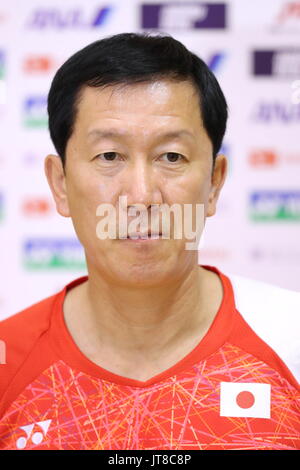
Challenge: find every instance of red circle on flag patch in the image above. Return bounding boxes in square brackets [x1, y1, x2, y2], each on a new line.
[236, 391, 255, 409]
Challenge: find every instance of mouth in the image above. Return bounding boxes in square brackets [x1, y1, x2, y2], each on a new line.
[126, 232, 162, 240]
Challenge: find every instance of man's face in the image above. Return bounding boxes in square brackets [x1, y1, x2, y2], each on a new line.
[45, 79, 227, 285]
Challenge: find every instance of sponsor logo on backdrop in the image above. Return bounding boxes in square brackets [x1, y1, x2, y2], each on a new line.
[252, 49, 300, 78]
[23, 238, 86, 270]
[252, 102, 300, 123]
[141, 2, 226, 29]
[249, 190, 300, 221]
[207, 52, 226, 73]
[23, 55, 55, 73]
[250, 246, 300, 265]
[26, 6, 113, 29]
[249, 149, 300, 167]
[273, 1, 300, 32]
[249, 150, 277, 167]
[22, 197, 53, 216]
[23, 96, 47, 127]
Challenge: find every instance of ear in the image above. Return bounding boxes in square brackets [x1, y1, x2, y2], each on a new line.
[44, 154, 70, 217]
[206, 154, 228, 217]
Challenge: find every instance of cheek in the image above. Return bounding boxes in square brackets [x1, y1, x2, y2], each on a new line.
[170, 173, 209, 204]
[68, 175, 115, 210]
[69, 177, 123, 240]
[96, 182, 119, 204]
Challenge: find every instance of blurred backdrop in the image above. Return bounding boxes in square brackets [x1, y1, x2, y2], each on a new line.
[0, 0, 300, 320]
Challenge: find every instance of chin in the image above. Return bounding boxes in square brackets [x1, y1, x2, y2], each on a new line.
[113, 260, 170, 287]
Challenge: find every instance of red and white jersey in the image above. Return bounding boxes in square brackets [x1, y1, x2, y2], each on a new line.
[0, 265, 299, 450]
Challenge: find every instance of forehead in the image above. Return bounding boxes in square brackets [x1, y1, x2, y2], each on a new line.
[73, 79, 202, 133]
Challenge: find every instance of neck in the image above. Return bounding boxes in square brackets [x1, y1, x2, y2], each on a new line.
[63, 264, 222, 362]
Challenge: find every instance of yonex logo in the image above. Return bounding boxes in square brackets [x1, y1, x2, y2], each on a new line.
[16, 419, 52, 449]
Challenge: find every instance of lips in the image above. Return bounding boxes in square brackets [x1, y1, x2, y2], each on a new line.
[127, 232, 162, 239]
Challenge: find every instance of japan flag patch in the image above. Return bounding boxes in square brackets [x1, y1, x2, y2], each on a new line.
[220, 382, 271, 418]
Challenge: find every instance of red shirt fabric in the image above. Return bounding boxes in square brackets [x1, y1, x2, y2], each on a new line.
[0, 265, 299, 450]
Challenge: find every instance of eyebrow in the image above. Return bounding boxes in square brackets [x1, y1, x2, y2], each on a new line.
[87, 128, 195, 143]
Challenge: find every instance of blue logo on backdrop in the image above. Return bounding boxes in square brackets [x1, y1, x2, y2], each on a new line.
[252, 49, 300, 78]
[207, 52, 226, 73]
[252, 102, 300, 123]
[23, 238, 86, 270]
[23, 96, 47, 127]
[141, 2, 227, 29]
[26, 6, 113, 29]
[249, 190, 300, 221]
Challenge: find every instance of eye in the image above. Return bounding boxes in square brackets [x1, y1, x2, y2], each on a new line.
[95, 152, 120, 161]
[160, 152, 185, 163]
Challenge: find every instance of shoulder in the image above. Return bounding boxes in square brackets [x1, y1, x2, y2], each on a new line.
[0, 292, 60, 399]
[226, 272, 300, 383]
[0, 292, 58, 338]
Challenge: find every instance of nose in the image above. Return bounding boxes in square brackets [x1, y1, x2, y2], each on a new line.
[123, 157, 162, 211]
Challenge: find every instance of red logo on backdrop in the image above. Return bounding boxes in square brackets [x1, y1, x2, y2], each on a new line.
[23, 56, 54, 73]
[22, 197, 52, 216]
[249, 150, 278, 166]
[277, 2, 300, 23]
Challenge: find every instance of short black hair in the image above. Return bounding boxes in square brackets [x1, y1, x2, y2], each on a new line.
[47, 32, 228, 170]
